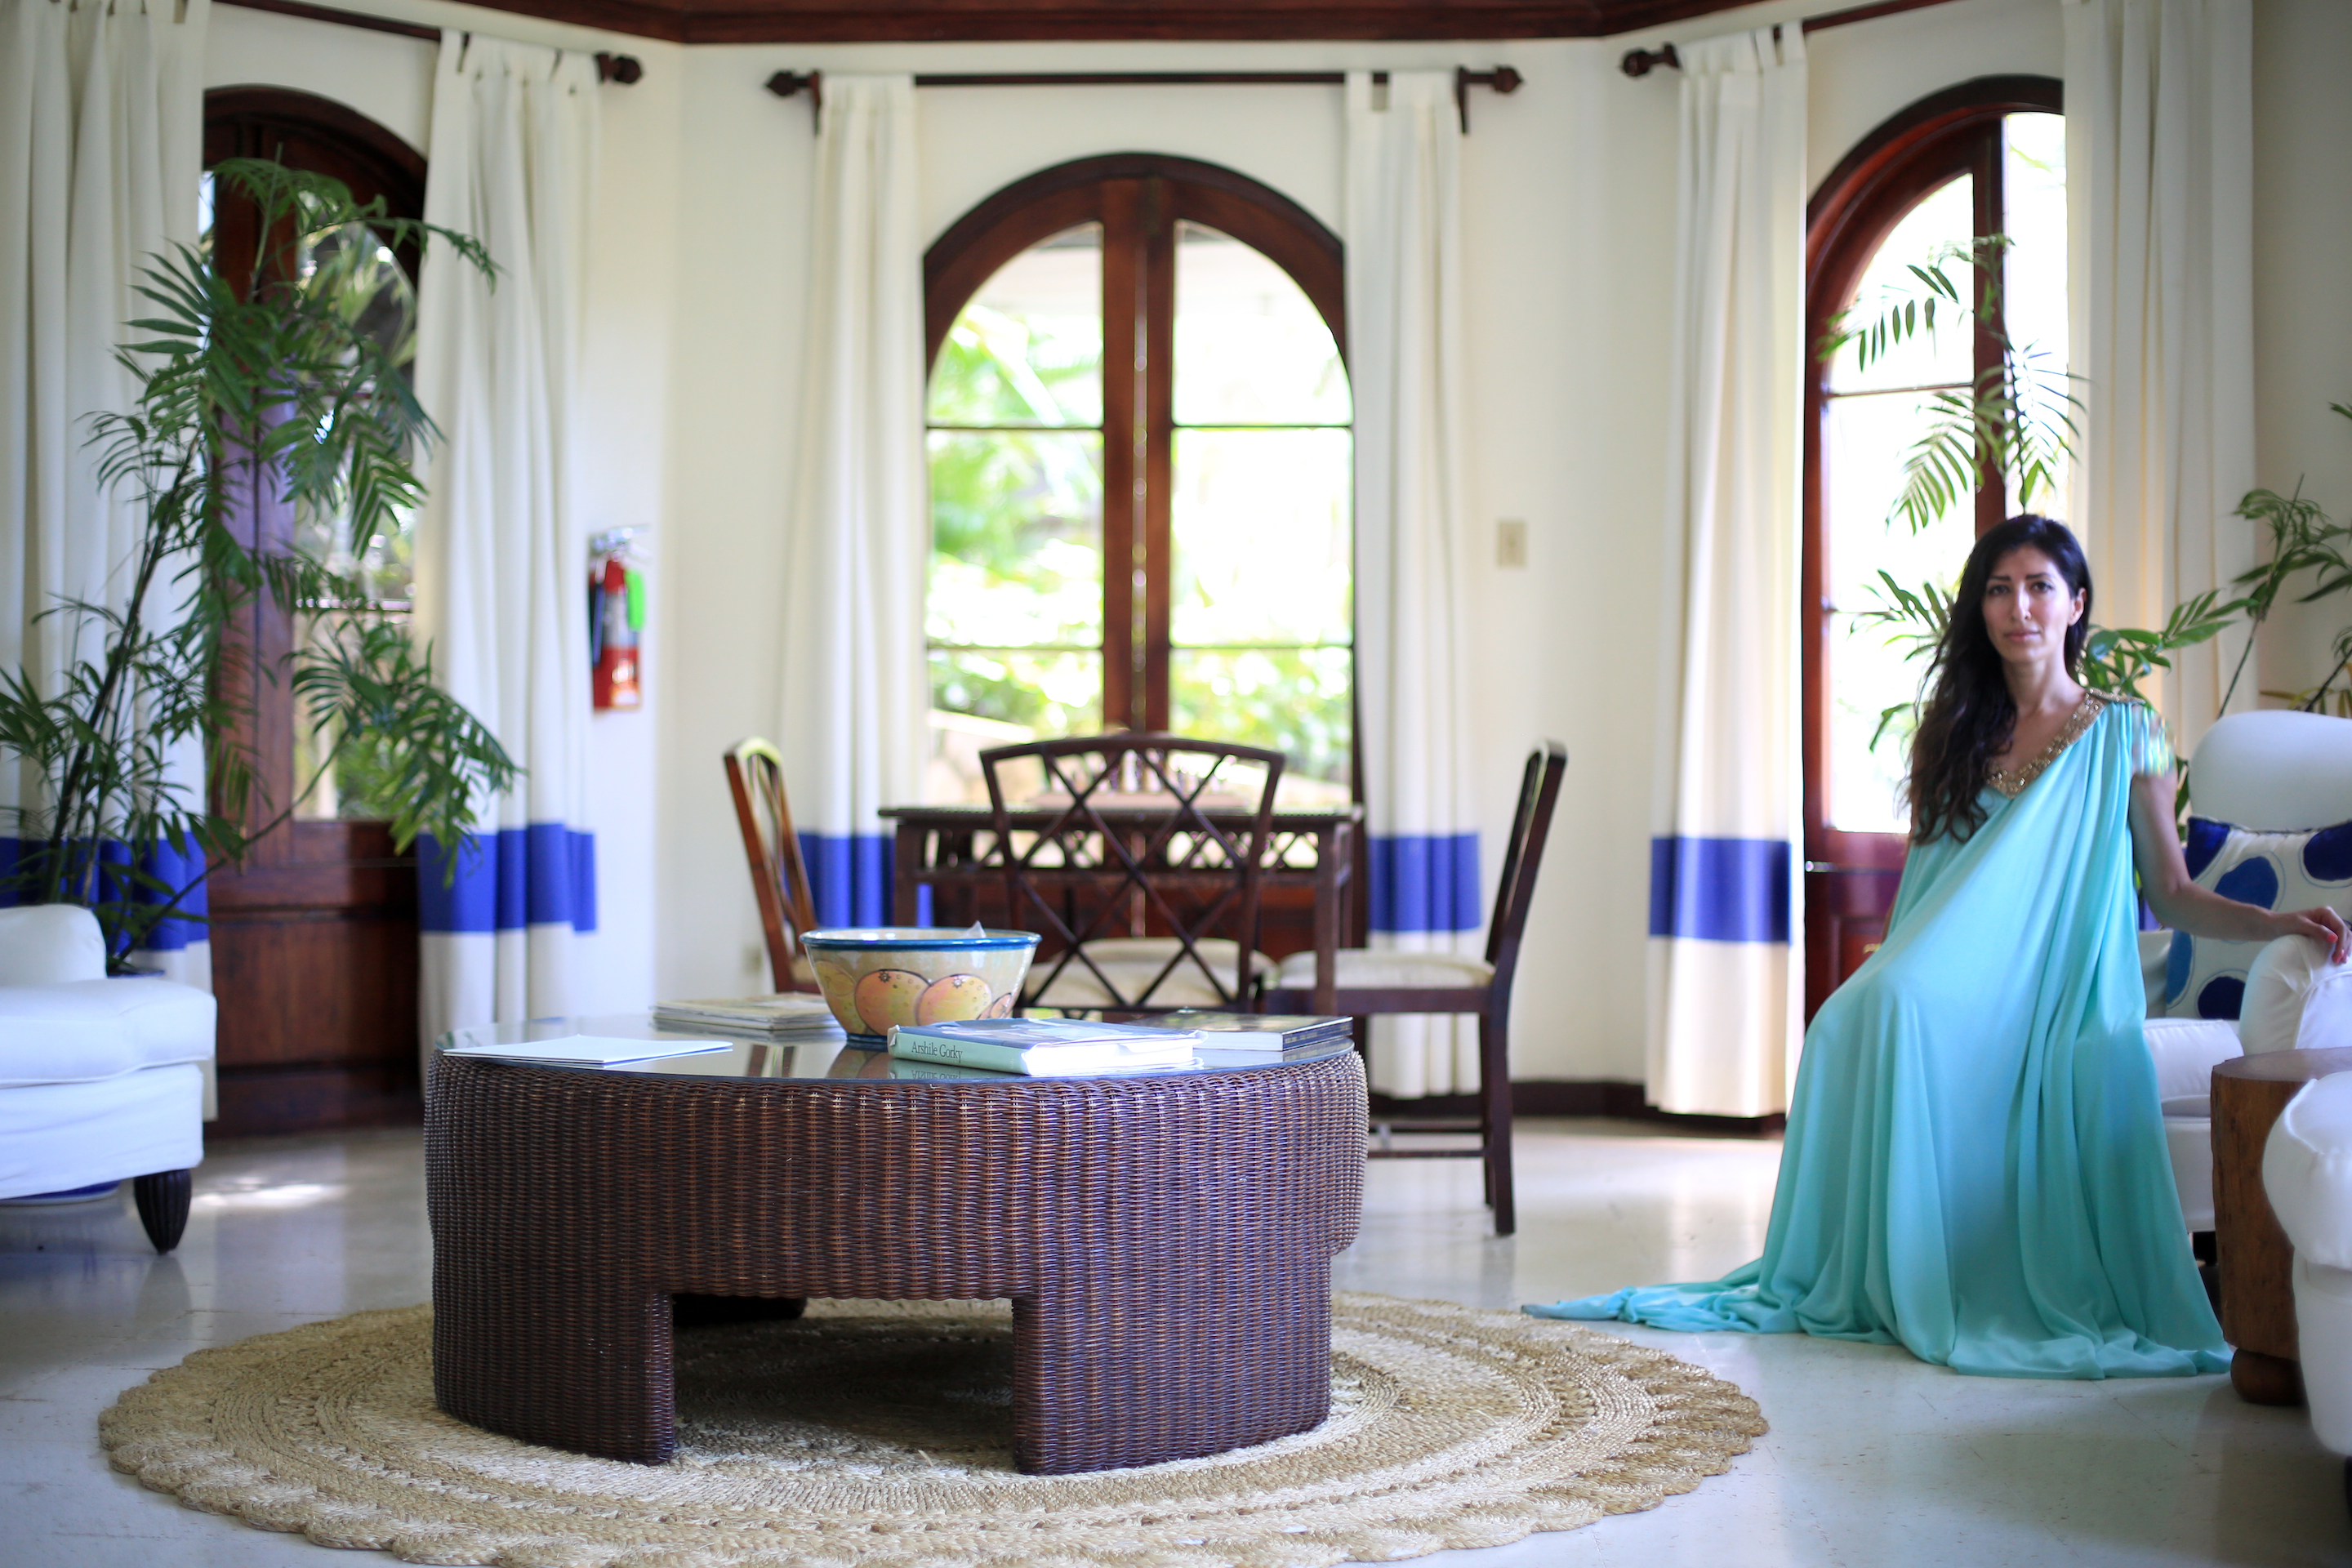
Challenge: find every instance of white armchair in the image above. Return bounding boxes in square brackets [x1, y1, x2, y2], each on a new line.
[2261, 1071, 2352, 1512]
[2147, 709, 2352, 1233]
[0, 905, 216, 1251]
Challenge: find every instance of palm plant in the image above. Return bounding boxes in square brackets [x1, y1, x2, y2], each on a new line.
[2225, 416, 2352, 716]
[1825, 235, 2078, 539]
[0, 159, 519, 969]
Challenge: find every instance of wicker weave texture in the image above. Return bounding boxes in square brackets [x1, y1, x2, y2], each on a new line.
[425, 1052, 1366, 1474]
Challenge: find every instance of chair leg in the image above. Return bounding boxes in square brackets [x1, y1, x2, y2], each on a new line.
[132, 1170, 192, 1254]
[1479, 1005, 1515, 1236]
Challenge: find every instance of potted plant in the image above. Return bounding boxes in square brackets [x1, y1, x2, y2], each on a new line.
[0, 159, 519, 971]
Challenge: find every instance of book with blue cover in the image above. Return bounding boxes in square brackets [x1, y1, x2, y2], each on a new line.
[885, 1017, 1197, 1076]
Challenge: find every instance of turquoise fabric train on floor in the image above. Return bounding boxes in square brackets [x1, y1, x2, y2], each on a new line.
[1530, 698, 2230, 1379]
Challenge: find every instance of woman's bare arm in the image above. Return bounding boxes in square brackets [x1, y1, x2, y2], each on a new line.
[2130, 770, 2350, 963]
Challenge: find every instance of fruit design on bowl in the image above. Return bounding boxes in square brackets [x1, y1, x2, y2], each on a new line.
[853, 969, 927, 1033]
[915, 973, 992, 1024]
[798, 927, 1040, 1043]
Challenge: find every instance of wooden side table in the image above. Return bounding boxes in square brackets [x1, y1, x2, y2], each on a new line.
[2212, 1045, 2352, 1405]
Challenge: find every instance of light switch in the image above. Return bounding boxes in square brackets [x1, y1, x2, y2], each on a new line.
[1496, 518, 1528, 569]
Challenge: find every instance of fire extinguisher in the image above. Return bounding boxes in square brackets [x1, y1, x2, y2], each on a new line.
[590, 528, 646, 710]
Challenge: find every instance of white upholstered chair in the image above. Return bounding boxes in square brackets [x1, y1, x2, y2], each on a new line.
[0, 905, 216, 1251]
[2148, 709, 2352, 1232]
[2261, 1071, 2352, 1511]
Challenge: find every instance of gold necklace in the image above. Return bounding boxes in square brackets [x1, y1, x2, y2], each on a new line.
[1987, 690, 2109, 798]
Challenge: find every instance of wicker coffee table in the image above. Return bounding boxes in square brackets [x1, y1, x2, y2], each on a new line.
[425, 1018, 1366, 1474]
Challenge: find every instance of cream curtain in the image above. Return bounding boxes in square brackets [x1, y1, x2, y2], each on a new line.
[1345, 70, 1481, 1098]
[777, 74, 928, 927]
[0, 0, 211, 984]
[412, 33, 601, 1041]
[2064, 0, 2255, 752]
[1646, 25, 1807, 1118]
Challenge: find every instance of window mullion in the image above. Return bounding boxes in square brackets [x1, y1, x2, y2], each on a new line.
[1971, 121, 2009, 537]
[1100, 181, 1142, 730]
[1140, 180, 1175, 733]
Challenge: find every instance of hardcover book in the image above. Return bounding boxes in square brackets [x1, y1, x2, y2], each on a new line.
[885, 1018, 1197, 1076]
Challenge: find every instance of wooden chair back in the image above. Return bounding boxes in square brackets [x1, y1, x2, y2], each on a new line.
[724, 738, 822, 993]
[1482, 741, 1570, 998]
[979, 732, 1285, 1010]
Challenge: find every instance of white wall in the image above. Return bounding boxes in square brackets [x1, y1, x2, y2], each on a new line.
[207, 0, 2347, 1088]
[2252, 0, 2352, 706]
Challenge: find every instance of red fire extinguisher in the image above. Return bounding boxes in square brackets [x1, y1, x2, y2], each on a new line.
[590, 530, 646, 710]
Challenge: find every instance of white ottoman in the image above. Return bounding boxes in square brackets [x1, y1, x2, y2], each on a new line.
[2262, 1069, 2352, 1511]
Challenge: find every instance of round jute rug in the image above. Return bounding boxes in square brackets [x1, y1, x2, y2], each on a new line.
[100, 1293, 1766, 1568]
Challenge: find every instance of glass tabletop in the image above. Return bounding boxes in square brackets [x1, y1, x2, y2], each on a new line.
[434, 1013, 1352, 1084]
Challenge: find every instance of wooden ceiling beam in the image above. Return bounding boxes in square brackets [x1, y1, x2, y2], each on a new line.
[295, 0, 1810, 48]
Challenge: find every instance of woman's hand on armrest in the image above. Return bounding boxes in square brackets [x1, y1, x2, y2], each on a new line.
[2128, 769, 2351, 962]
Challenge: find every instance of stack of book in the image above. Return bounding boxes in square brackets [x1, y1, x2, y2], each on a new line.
[887, 1017, 1199, 1076]
[1149, 1010, 1353, 1064]
[649, 994, 844, 1039]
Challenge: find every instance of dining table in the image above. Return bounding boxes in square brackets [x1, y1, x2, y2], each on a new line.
[878, 801, 1362, 1014]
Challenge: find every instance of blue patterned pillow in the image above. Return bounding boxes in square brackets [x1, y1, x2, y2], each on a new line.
[2161, 815, 2352, 1019]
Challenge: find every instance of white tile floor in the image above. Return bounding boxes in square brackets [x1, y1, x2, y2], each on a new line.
[1, 1120, 2343, 1567]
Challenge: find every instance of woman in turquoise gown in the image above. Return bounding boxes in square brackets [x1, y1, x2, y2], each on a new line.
[1529, 517, 2352, 1379]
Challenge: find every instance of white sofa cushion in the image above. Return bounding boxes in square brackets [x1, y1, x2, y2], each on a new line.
[2263, 1071, 2352, 1272]
[2268, 1069, 2352, 1457]
[2294, 1256, 2352, 1455]
[2142, 1017, 2241, 1107]
[0, 979, 216, 1086]
[0, 1062, 205, 1199]
[2239, 936, 2352, 1055]
[2192, 710, 2352, 835]
[0, 905, 108, 986]
[1272, 949, 1496, 990]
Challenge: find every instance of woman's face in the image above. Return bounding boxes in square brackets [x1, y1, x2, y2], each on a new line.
[1981, 545, 2086, 673]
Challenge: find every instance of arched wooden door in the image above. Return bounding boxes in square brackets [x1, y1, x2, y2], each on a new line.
[1802, 77, 2066, 1018]
[203, 88, 427, 1134]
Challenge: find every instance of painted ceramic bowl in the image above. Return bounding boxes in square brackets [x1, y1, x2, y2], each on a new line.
[799, 928, 1040, 1044]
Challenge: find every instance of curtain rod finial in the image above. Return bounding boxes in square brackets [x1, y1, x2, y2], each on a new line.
[766, 69, 823, 127]
[1619, 44, 1680, 78]
[595, 52, 642, 85]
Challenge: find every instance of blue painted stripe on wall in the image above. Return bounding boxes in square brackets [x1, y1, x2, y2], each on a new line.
[417, 825, 598, 934]
[1648, 836, 1792, 943]
[797, 831, 897, 929]
[1370, 832, 1482, 933]
[0, 835, 209, 952]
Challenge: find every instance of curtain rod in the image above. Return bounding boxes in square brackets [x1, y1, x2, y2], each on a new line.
[1619, 0, 1964, 78]
[764, 66, 1524, 134]
[215, 0, 644, 82]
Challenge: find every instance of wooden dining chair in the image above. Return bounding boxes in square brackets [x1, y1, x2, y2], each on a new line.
[1261, 742, 1567, 1236]
[979, 733, 1286, 1013]
[723, 738, 822, 993]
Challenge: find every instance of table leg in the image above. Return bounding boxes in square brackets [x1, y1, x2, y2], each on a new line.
[2214, 1071, 2305, 1405]
[432, 1273, 679, 1463]
[1011, 1267, 1334, 1474]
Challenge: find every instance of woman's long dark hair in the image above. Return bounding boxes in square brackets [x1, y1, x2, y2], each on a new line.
[1906, 515, 2092, 843]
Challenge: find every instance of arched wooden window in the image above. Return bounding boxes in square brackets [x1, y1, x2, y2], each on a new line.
[1802, 77, 2065, 1016]
[203, 87, 426, 1134]
[922, 154, 1352, 807]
